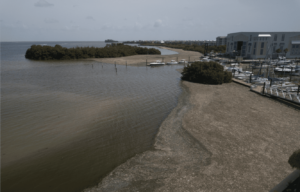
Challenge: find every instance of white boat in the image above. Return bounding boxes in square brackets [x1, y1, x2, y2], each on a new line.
[201, 58, 212, 62]
[251, 77, 270, 85]
[274, 65, 296, 72]
[149, 60, 165, 66]
[243, 71, 252, 74]
[226, 66, 242, 72]
[178, 59, 188, 64]
[166, 60, 178, 65]
[273, 56, 293, 65]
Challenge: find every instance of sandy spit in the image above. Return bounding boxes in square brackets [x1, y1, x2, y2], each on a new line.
[89, 46, 202, 65]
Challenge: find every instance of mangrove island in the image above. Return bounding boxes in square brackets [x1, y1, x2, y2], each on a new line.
[25, 43, 161, 60]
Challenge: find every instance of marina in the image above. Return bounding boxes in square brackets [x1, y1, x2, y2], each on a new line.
[207, 56, 300, 105]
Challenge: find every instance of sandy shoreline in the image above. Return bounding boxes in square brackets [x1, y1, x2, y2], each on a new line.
[84, 76, 300, 192]
[89, 46, 202, 65]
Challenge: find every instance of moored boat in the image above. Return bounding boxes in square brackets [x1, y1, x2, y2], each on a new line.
[166, 60, 178, 65]
[178, 59, 188, 64]
[149, 60, 165, 66]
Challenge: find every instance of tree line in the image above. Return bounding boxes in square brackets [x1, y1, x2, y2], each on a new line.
[140, 43, 226, 54]
[25, 43, 161, 60]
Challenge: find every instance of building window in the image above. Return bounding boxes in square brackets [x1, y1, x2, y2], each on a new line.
[261, 42, 264, 48]
[253, 49, 256, 55]
[281, 34, 285, 41]
[273, 43, 277, 53]
[250, 35, 252, 41]
[248, 43, 252, 53]
[291, 44, 300, 55]
[254, 42, 257, 49]
[274, 34, 277, 41]
[280, 43, 284, 51]
[260, 49, 263, 55]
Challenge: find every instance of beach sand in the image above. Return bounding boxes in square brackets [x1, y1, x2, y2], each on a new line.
[84, 49, 300, 192]
[89, 46, 202, 65]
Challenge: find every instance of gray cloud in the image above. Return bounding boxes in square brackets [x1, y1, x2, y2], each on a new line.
[61, 25, 80, 31]
[86, 16, 95, 21]
[154, 19, 163, 28]
[44, 18, 58, 23]
[34, 0, 54, 7]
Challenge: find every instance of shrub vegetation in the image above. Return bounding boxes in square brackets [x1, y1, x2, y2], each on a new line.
[288, 149, 300, 170]
[25, 43, 161, 60]
[181, 61, 232, 84]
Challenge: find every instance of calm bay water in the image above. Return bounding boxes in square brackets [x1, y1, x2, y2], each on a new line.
[1, 41, 182, 192]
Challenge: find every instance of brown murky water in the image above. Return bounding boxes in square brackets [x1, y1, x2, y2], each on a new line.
[1, 42, 182, 192]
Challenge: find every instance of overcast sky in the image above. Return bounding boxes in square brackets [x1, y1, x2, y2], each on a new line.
[1, 0, 300, 41]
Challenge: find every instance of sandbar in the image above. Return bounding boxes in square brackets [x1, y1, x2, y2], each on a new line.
[89, 46, 202, 65]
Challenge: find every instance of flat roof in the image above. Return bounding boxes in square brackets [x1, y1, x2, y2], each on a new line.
[292, 40, 300, 44]
[258, 34, 271, 37]
[227, 31, 300, 35]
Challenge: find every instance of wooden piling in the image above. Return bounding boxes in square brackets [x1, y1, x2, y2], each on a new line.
[290, 67, 293, 81]
[263, 82, 266, 95]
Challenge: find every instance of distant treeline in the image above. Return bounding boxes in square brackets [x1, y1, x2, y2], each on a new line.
[140, 43, 226, 54]
[25, 43, 161, 60]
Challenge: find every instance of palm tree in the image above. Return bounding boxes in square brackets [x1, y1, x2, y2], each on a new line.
[283, 48, 289, 57]
[276, 48, 281, 58]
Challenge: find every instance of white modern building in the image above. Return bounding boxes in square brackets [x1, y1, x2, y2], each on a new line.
[225, 32, 300, 59]
[216, 36, 227, 46]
